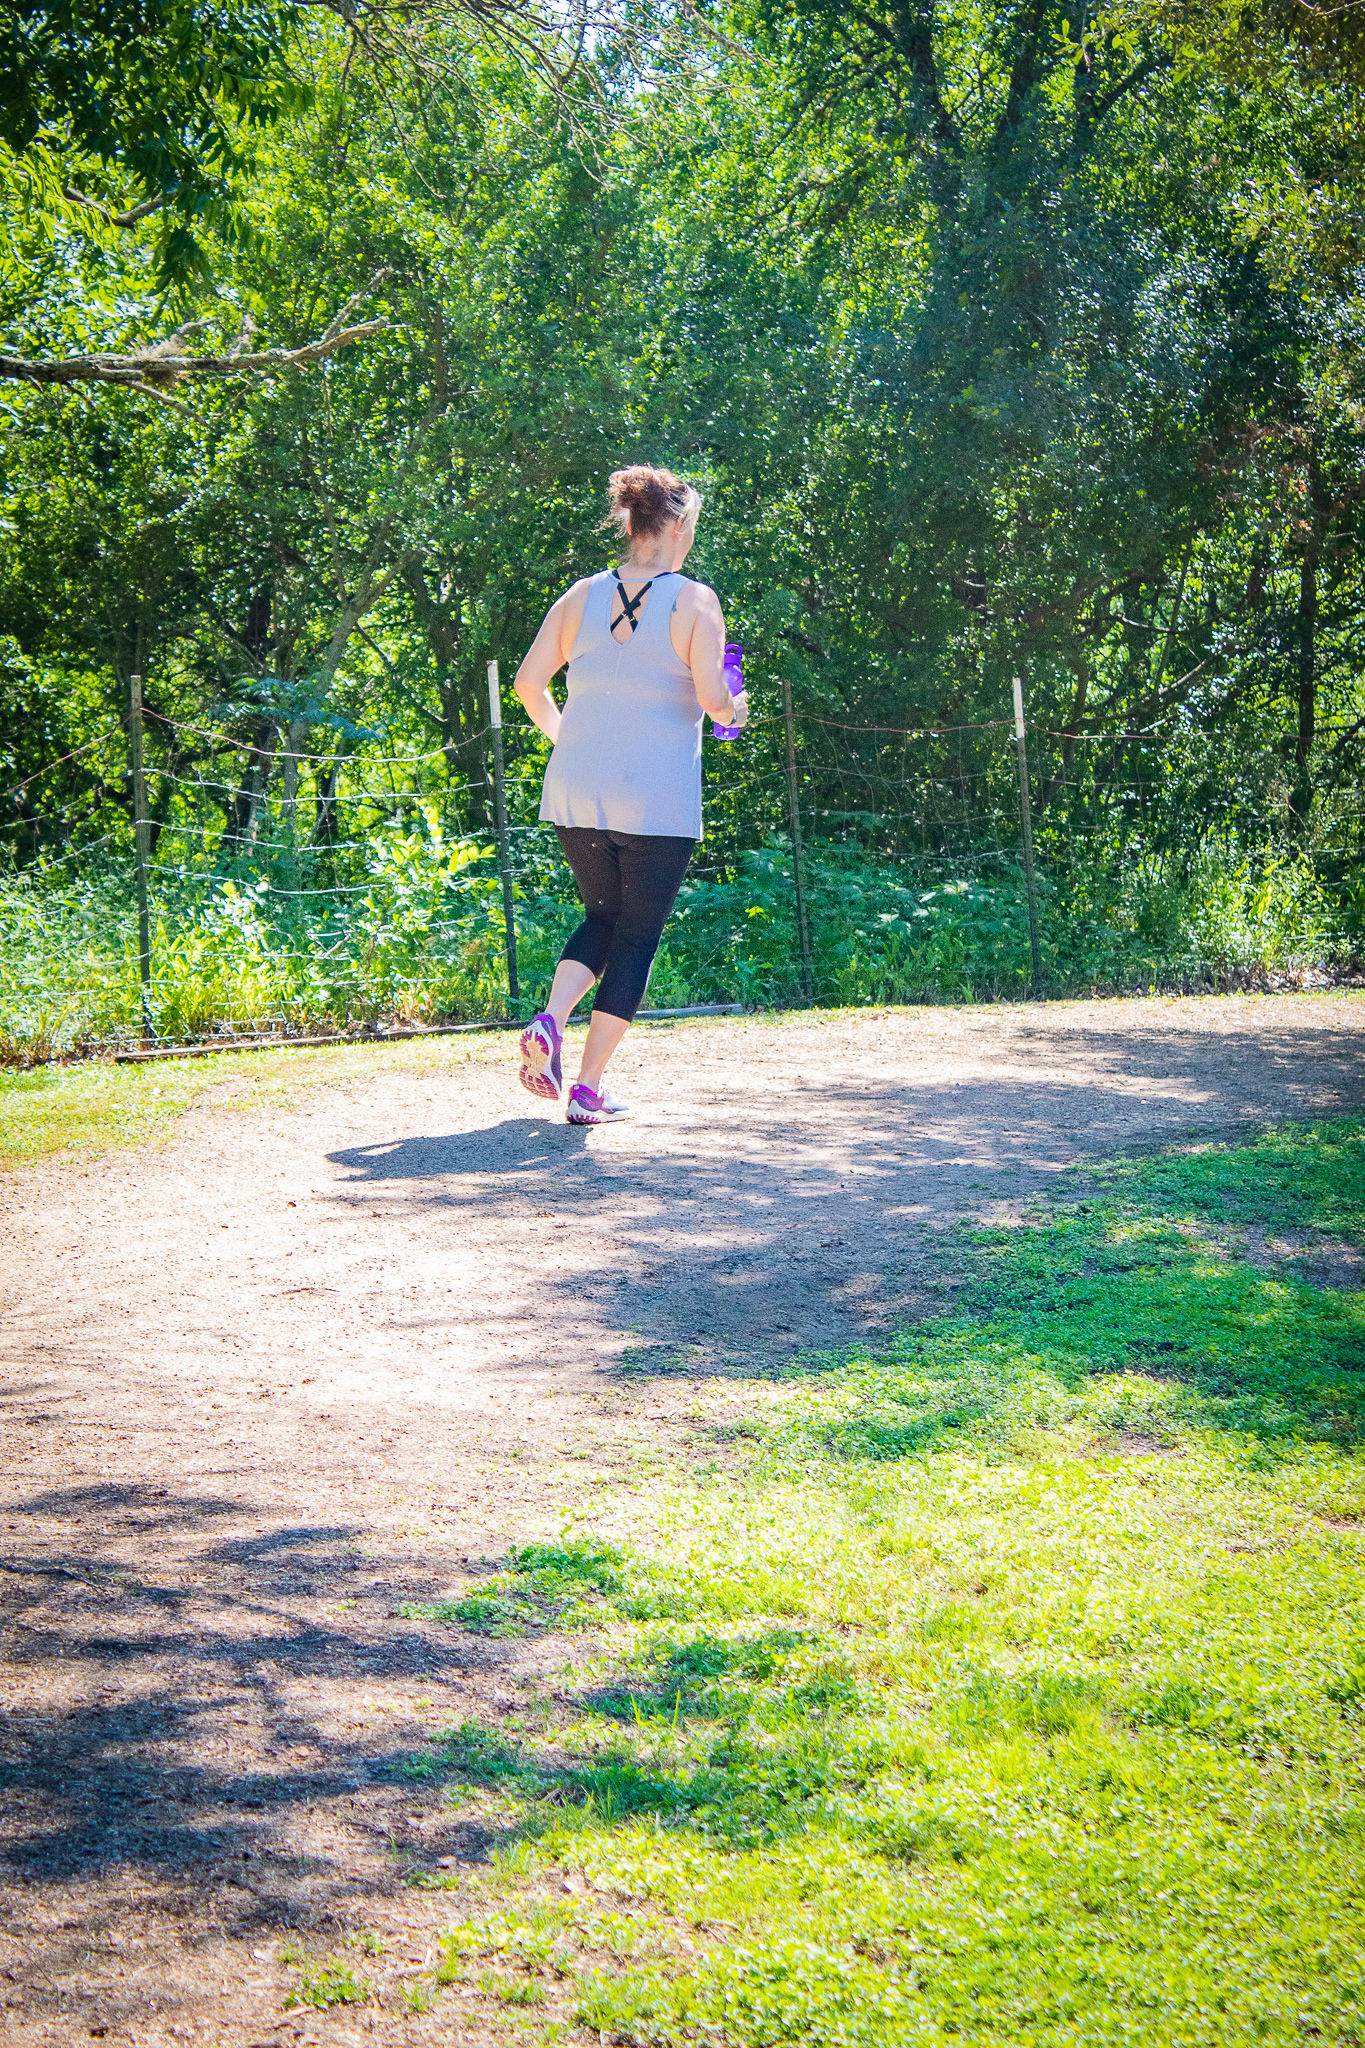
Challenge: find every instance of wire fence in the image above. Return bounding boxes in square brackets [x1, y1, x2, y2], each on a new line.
[2, 658, 1361, 1063]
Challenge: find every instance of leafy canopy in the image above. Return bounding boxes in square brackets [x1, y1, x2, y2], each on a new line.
[0, 0, 314, 284]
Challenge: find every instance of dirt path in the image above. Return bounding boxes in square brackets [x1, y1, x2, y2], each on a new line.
[1, 995, 1362, 2046]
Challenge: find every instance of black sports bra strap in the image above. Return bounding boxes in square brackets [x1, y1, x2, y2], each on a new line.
[611, 571, 654, 635]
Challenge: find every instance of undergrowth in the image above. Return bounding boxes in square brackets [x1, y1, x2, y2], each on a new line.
[0, 833, 1355, 1061]
[392, 1117, 1365, 2046]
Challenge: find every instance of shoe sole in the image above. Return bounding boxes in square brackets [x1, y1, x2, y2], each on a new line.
[518, 1023, 561, 1102]
[566, 1104, 629, 1125]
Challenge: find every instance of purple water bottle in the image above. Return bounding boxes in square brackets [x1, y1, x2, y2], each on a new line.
[713, 643, 744, 741]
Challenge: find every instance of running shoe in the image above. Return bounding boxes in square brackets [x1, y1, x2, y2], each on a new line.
[518, 1011, 563, 1102]
[566, 1082, 629, 1125]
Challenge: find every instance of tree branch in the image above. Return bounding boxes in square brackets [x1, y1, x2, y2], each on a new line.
[994, 0, 1051, 146]
[1085, 51, 1167, 128]
[354, 622, 445, 730]
[61, 184, 166, 229]
[1039, 649, 1091, 809]
[0, 270, 392, 396]
[887, 0, 960, 171]
[844, 0, 961, 210]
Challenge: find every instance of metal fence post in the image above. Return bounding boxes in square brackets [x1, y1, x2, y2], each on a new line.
[781, 677, 815, 1002]
[1012, 672, 1044, 995]
[128, 671, 155, 1042]
[486, 659, 520, 1012]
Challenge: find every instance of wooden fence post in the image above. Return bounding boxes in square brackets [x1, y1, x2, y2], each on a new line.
[782, 677, 814, 1002]
[1012, 672, 1044, 995]
[486, 659, 520, 1012]
[128, 671, 155, 1042]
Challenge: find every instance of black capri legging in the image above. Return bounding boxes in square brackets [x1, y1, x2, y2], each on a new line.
[555, 826, 694, 1022]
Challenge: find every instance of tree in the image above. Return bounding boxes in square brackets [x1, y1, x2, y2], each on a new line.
[0, 0, 607, 386]
[0, 0, 312, 286]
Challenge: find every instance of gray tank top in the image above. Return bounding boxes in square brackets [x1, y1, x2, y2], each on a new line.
[539, 569, 703, 839]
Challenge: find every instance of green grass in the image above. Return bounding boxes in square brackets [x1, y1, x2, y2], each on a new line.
[0, 1030, 509, 1172]
[396, 1116, 1365, 2047]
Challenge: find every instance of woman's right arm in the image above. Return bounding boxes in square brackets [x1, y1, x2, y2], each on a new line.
[513, 579, 592, 741]
[679, 581, 749, 729]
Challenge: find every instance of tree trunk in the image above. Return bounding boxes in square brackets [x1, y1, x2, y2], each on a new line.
[1039, 650, 1089, 809]
[241, 726, 279, 853]
[403, 561, 496, 832]
[278, 715, 312, 881]
[1293, 551, 1316, 826]
[1292, 447, 1322, 833]
[405, 560, 464, 745]
[227, 717, 278, 845]
[314, 755, 344, 847]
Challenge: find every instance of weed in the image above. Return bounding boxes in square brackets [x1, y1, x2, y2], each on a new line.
[398, 1540, 635, 1638]
[284, 1957, 367, 2009]
[484, 1970, 546, 2005]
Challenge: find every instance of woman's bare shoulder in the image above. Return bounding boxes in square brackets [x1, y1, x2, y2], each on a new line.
[551, 575, 599, 664]
[673, 576, 722, 615]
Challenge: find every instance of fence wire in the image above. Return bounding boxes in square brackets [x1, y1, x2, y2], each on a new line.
[2, 672, 1360, 1060]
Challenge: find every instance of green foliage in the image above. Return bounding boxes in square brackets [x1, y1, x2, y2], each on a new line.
[0, 0, 312, 284]
[399, 1117, 1365, 2046]
[284, 1957, 367, 2009]
[0, 831, 1352, 1060]
[0, 824, 513, 1058]
[2, 0, 1364, 1012]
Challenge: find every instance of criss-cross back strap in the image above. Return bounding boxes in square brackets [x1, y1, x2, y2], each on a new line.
[611, 572, 654, 636]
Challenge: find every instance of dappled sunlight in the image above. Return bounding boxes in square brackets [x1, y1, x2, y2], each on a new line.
[318, 1022, 1365, 1376]
[0, 1482, 533, 1911]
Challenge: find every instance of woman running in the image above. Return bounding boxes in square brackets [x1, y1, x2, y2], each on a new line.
[512, 464, 748, 1124]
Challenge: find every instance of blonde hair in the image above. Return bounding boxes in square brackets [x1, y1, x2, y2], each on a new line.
[602, 464, 702, 543]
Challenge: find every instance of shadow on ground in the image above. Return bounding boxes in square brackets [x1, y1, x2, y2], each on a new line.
[325, 1022, 1365, 1371]
[0, 1484, 520, 1934]
[1, 1011, 1363, 2038]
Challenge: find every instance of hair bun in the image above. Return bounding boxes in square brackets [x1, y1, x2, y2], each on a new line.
[603, 465, 702, 543]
